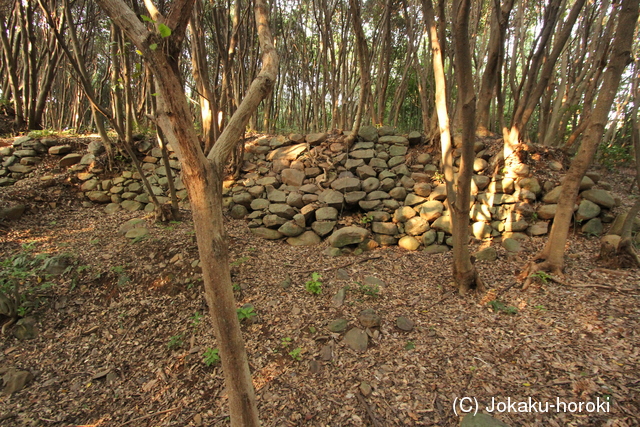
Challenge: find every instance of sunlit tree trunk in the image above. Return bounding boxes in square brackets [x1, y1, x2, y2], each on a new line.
[422, 0, 484, 294]
[347, 0, 371, 144]
[504, 0, 585, 159]
[190, 0, 217, 153]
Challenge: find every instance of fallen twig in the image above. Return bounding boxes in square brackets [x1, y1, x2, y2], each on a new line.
[496, 282, 520, 296]
[560, 281, 639, 293]
[293, 256, 382, 274]
[118, 407, 180, 427]
[424, 292, 454, 310]
[589, 268, 629, 277]
[356, 392, 383, 427]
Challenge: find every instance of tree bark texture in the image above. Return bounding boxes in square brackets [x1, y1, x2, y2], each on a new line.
[524, 0, 639, 283]
[451, 0, 485, 294]
[95, 0, 278, 425]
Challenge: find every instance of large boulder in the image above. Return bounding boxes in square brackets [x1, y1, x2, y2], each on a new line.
[305, 132, 327, 145]
[281, 168, 305, 187]
[328, 226, 370, 248]
[419, 201, 444, 222]
[358, 125, 379, 142]
[0, 204, 25, 220]
[266, 143, 307, 161]
[576, 199, 601, 221]
[251, 227, 283, 240]
[287, 231, 321, 246]
[581, 189, 615, 209]
[331, 177, 361, 193]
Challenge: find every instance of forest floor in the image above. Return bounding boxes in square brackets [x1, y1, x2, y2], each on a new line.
[0, 136, 639, 427]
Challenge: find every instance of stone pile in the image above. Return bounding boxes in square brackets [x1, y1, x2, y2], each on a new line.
[2, 129, 632, 253]
[0, 135, 187, 215]
[222, 125, 623, 254]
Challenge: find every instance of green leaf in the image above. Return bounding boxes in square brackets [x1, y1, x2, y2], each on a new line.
[141, 14, 153, 22]
[158, 23, 172, 38]
[149, 43, 158, 51]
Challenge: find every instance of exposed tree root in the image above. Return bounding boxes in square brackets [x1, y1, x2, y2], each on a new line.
[598, 235, 640, 269]
[519, 259, 563, 290]
[457, 269, 486, 295]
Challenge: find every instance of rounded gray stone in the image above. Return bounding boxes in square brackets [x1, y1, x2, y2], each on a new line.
[328, 226, 370, 248]
[125, 227, 149, 239]
[287, 230, 322, 246]
[396, 316, 414, 331]
[328, 319, 348, 333]
[359, 309, 381, 328]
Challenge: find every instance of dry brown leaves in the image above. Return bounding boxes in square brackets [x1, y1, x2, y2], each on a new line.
[0, 155, 638, 427]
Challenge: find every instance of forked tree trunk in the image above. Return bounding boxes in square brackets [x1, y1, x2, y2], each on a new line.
[503, 0, 585, 159]
[476, 0, 514, 135]
[95, 0, 278, 425]
[522, 0, 639, 286]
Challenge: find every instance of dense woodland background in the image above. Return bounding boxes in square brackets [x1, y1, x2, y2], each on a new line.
[0, 0, 638, 153]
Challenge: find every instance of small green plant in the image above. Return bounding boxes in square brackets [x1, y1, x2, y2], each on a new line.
[232, 283, 242, 291]
[288, 347, 302, 361]
[111, 265, 130, 287]
[281, 336, 292, 347]
[405, 341, 416, 350]
[230, 256, 249, 268]
[305, 272, 323, 295]
[529, 270, 552, 284]
[167, 333, 184, 350]
[360, 214, 373, 224]
[488, 300, 518, 315]
[131, 235, 148, 244]
[308, 326, 316, 334]
[27, 129, 56, 138]
[0, 242, 63, 318]
[203, 347, 220, 366]
[190, 311, 203, 329]
[433, 171, 445, 183]
[236, 306, 257, 321]
[534, 305, 547, 311]
[598, 142, 633, 170]
[357, 282, 380, 298]
[76, 265, 91, 274]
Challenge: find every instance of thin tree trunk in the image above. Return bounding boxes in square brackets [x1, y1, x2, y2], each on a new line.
[451, 0, 485, 294]
[522, 0, 639, 286]
[476, 0, 514, 135]
[504, 0, 586, 159]
[95, 1, 278, 424]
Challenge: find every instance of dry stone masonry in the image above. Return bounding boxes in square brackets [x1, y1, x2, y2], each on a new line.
[220, 125, 627, 255]
[2, 127, 635, 251]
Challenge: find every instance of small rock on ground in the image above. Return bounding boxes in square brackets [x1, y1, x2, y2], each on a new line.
[344, 328, 368, 352]
[396, 316, 414, 331]
[460, 412, 510, 427]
